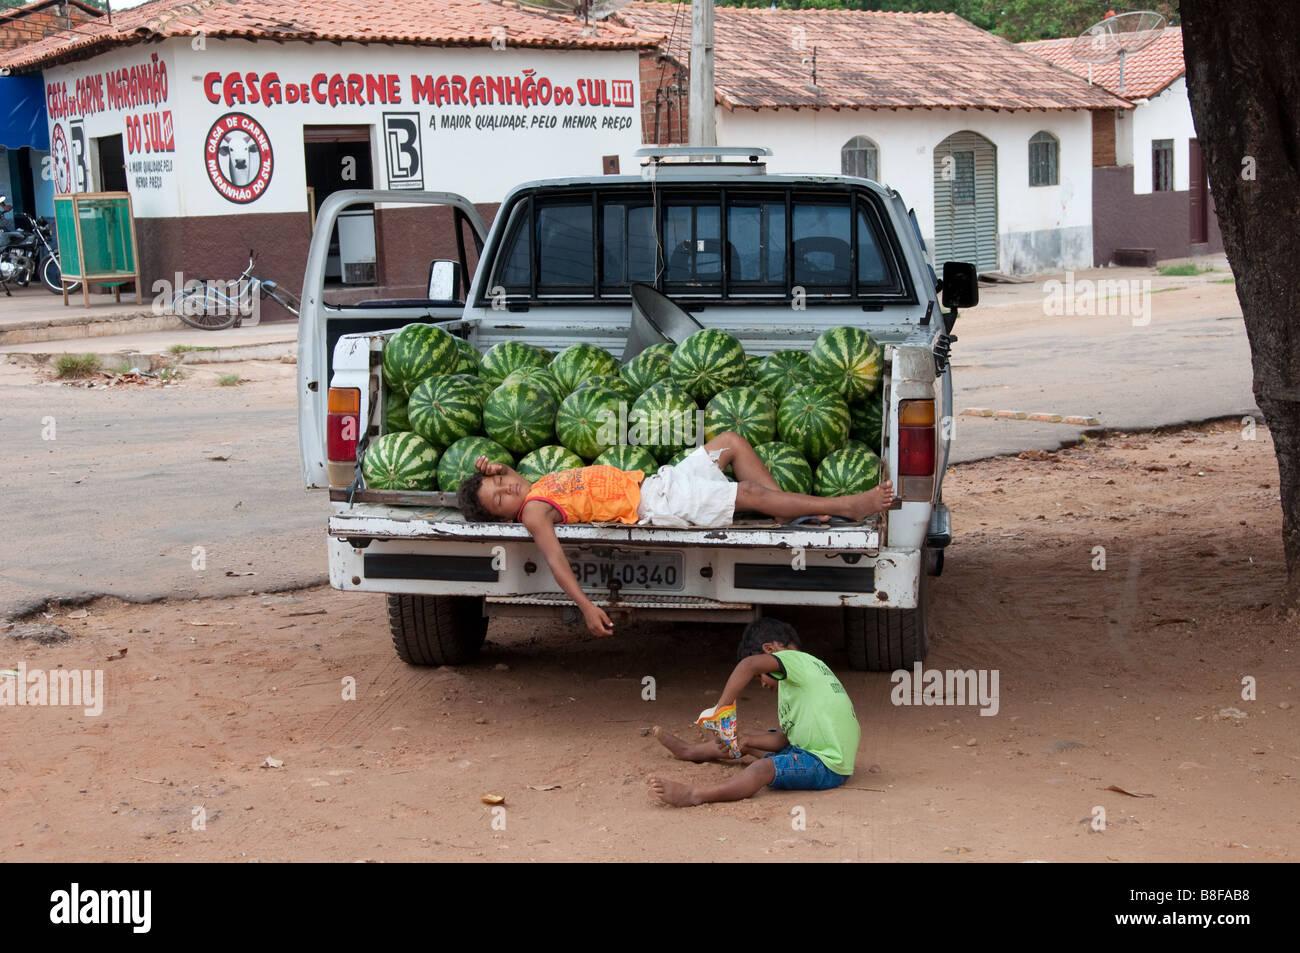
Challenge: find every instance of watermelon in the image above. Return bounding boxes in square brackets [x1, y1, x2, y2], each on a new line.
[755, 350, 812, 403]
[483, 380, 558, 455]
[452, 337, 481, 376]
[556, 384, 624, 461]
[453, 373, 495, 406]
[504, 365, 565, 405]
[385, 390, 409, 433]
[437, 436, 514, 495]
[629, 380, 701, 463]
[754, 441, 813, 495]
[809, 326, 885, 402]
[669, 328, 747, 402]
[622, 345, 673, 395]
[575, 374, 639, 405]
[517, 445, 585, 482]
[850, 398, 884, 450]
[843, 438, 871, 455]
[382, 323, 459, 397]
[549, 343, 621, 395]
[363, 432, 439, 491]
[743, 353, 763, 384]
[408, 374, 484, 448]
[593, 444, 659, 474]
[814, 447, 881, 497]
[777, 383, 851, 464]
[479, 341, 549, 384]
[665, 447, 694, 467]
[704, 386, 777, 446]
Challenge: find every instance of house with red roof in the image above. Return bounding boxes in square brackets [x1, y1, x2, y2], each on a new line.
[619, 2, 1132, 276]
[1021, 26, 1223, 264]
[0, 0, 660, 300]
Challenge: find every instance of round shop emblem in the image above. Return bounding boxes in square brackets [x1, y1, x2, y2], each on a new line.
[204, 112, 274, 204]
[51, 123, 72, 194]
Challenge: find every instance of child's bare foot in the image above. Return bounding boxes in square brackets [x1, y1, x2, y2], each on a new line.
[835, 480, 894, 520]
[648, 774, 700, 807]
[651, 726, 691, 759]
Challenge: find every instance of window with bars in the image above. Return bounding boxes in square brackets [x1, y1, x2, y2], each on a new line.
[1029, 131, 1059, 187]
[1152, 139, 1174, 191]
[841, 136, 880, 182]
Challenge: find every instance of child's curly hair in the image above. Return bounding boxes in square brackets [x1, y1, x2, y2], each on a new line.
[456, 471, 499, 522]
[736, 618, 801, 660]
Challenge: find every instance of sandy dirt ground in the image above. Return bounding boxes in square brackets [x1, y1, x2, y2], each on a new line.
[2, 421, 1295, 863]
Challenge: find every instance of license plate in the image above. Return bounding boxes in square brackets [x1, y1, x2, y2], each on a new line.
[565, 550, 684, 592]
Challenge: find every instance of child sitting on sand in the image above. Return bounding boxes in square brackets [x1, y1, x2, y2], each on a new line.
[648, 618, 859, 806]
[456, 432, 893, 638]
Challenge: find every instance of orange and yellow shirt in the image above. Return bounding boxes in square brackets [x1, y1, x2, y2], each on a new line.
[518, 466, 645, 524]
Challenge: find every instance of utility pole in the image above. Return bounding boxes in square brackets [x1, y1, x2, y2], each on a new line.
[689, 0, 716, 146]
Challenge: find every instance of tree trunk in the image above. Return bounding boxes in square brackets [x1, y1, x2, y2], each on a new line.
[1181, 0, 1300, 606]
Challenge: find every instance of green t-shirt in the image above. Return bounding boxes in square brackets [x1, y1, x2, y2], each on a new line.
[772, 650, 860, 775]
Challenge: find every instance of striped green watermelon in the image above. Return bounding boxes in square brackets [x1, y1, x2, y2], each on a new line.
[743, 353, 762, 384]
[452, 338, 481, 376]
[593, 444, 659, 474]
[665, 447, 694, 467]
[669, 328, 747, 402]
[621, 345, 673, 395]
[483, 380, 558, 455]
[814, 447, 881, 497]
[408, 374, 484, 448]
[453, 373, 495, 406]
[809, 326, 885, 402]
[575, 374, 639, 405]
[556, 385, 624, 461]
[438, 436, 514, 495]
[630, 380, 701, 463]
[549, 343, 621, 394]
[382, 323, 459, 397]
[777, 383, 851, 464]
[755, 351, 812, 403]
[850, 398, 884, 450]
[704, 386, 777, 446]
[479, 341, 550, 384]
[385, 390, 410, 433]
[363, 432, 440, 491]
[843, 438, 870, 455]
[754, 441, 813, 495]
[517, 445, 585, 482]
[504, 365, 565, 405]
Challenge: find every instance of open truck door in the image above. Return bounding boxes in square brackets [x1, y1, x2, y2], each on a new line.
[298, 189, 486, 489]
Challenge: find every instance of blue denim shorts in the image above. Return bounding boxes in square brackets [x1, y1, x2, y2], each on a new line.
[765, 745, 849, 791]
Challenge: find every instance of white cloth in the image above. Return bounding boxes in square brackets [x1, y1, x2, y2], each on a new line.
[636, 446, 739, 528]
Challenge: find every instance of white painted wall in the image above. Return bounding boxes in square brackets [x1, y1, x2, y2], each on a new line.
[717, 105, 1092, 263]
[1127, 76, 1194, 194]
[42, 39, 643, 217]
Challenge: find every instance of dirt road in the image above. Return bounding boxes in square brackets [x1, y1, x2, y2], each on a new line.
[4, 422, 1294, 862]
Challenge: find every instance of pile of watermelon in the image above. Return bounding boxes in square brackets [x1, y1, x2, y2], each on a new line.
[363, 322, 885, 498]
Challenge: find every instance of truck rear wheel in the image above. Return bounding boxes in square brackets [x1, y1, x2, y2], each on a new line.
[843, 568, 929, 671]
[387, 594, 487, 666]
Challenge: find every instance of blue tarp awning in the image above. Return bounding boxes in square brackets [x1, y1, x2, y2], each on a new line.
[1, 74, 49, 151]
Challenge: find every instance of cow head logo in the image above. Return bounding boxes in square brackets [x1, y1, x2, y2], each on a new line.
[204, 113, 274, 204]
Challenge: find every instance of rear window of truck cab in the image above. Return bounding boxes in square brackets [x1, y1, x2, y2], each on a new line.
[482, 185, 914, 306]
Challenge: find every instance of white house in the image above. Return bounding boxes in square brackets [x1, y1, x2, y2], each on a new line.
[620, 3, 1130, 275]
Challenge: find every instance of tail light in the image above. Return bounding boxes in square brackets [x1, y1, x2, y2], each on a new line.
[897, 399, 935, 500]
[327, 388, 360, 485]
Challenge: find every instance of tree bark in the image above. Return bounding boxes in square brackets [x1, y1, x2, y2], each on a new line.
[1181, 0, 1300, 606]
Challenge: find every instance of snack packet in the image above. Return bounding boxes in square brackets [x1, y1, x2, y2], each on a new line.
[696, 703, 742, 759]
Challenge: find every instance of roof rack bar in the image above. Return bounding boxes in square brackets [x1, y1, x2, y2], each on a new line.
[635, 146, 773, 162]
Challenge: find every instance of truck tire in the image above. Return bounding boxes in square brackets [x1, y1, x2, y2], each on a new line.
[843, 567, 929, 671]
[387, 594, 487, 666]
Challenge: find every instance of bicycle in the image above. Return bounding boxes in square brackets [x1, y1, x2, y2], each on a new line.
[171, 249, 301, 330]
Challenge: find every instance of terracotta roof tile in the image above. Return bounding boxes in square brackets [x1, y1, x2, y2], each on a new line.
[1020, 26, 1184, 100]
[618, 2, 1129, 111]
[0, 0, 660, 72]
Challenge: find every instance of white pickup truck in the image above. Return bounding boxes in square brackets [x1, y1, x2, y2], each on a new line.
[297, 147, 975, 671]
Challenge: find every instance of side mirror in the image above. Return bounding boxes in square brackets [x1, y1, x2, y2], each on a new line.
[941, 261, 979, 311]
[428, 259, 463, 301]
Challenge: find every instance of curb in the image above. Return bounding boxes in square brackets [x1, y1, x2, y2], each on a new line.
[0, 312, 184, 346]
[2, 340, 297, 371]
[960, 407, 1100, 426]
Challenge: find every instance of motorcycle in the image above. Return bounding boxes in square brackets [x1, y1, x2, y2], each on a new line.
[0, 195, 75, 296]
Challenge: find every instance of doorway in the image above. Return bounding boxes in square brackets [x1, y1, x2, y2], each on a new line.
[303, 125, 375, 285]
[933, 130, 998, 273]
[95, 134, 128, 192]
[1189, 138, 1209, 245]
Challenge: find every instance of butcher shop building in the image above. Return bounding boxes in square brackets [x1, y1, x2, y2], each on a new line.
[0, 0, 659, 304]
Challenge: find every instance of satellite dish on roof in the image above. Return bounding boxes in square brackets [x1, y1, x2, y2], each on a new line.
[506, 0, 634, 30]
[1070, 11, 1166, 95]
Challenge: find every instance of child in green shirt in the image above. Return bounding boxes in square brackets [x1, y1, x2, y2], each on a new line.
[649, 618, 860, 806]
